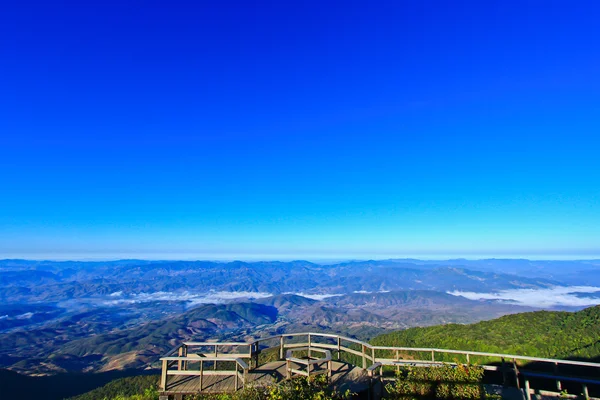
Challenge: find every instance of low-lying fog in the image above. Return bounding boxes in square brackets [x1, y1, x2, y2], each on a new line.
[448, 286, 600, 308]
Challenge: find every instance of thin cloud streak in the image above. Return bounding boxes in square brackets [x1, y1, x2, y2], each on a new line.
[103, 291, 273, 306]
[449, 286, 600, 308]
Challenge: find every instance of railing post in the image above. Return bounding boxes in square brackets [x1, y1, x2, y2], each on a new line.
[371, 347, 375, 367]
[160, 359, 168, 391]
[524, 379, 531, 400]
[513, 359, 520, 390]
[286, 359, 291, 379]
[362, 344, 367, 369]
[183, 344, 188, 371]
[280, 336, 284, 360]
[308, 333, 312, 359]
[396, 350, 400, 373]
[583, 384, 589, 400]
[249, 343, 254, 370]
[235, 362, 238, 391]
[199, 360, 203, 391]
[328, 359, 333, 378]
[177, 346, 183, 370]
[254, 343, 259, 369]
[214, 345, 218, 370]
[501, 357, 507, 386]
[431, 350, 435, 362]
[466, 353, 470, 364]
[554, 362, 561, 391]
[337, 337, 341, 361]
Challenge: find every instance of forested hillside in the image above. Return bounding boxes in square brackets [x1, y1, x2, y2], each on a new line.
[68, 375, 159, 400]
[371, 305, 600, 360]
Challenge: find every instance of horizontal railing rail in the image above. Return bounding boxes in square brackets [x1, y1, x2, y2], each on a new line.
[184, 342, 250, 346]
[370, 345, 600, 368]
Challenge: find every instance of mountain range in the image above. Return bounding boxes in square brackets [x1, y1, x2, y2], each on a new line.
[1, 258, 599, 376]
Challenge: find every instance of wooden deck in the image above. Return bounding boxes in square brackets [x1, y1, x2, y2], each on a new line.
[163, 360, 369, 394]
[160, 332, 600, 399]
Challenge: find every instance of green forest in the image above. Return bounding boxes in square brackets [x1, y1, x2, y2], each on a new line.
[69, 375, 160, 400]
[370, 305, 600, 361]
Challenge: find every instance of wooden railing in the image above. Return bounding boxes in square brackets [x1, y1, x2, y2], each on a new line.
[285, 347, 332, 379]
[160, 356, 248, 392]
[160, 332, 600, 399]
[160, 342, 251, 392]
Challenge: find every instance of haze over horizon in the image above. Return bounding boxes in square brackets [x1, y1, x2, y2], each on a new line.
[2, 255, 600, 263]
[2, 1, 599, 260]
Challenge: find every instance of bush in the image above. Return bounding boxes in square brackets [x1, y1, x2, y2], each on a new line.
[188, 375, 352, 400]
[385, 364, 484, 400]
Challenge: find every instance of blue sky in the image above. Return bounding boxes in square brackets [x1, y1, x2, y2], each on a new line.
[1, 1, 599, 260]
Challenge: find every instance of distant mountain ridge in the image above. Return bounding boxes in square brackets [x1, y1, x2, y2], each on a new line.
[0, 259, 565, 304]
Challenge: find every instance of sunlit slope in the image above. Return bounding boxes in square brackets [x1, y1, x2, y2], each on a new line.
[370, 305, 600, 360]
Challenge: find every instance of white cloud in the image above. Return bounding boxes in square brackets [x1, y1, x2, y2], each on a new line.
[102, 291, 272, 306]
[352, 290, 391, 294]
[15, 312, 34, 319]
[0, 315, 8, 320]
[448, 286, 600, 308]
[188, 291, 272, 305]
[287, 292, 343, 301]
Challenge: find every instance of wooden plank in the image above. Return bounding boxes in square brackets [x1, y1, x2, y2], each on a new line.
[161, 356, 243, 362]
[290, 368, 309, 376]
[185, 342, 248, 346]
[284, 342, 310, 349]
[286, 357, 330, 365]
[167, 370, 236, 376]
[307, 343, 338, 350]
[189, 352, 251, 358]
[180, 376, 194, 393]
[166, 375, 186, 392]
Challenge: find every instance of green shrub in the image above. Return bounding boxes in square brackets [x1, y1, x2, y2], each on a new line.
[385, 364, 484, 399]
[188, 375, 352, 400]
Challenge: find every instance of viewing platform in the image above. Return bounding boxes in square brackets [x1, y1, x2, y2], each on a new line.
[158, 332, 600, 400]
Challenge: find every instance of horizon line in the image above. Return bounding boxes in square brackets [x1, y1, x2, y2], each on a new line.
[2, 254, 600, 263]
